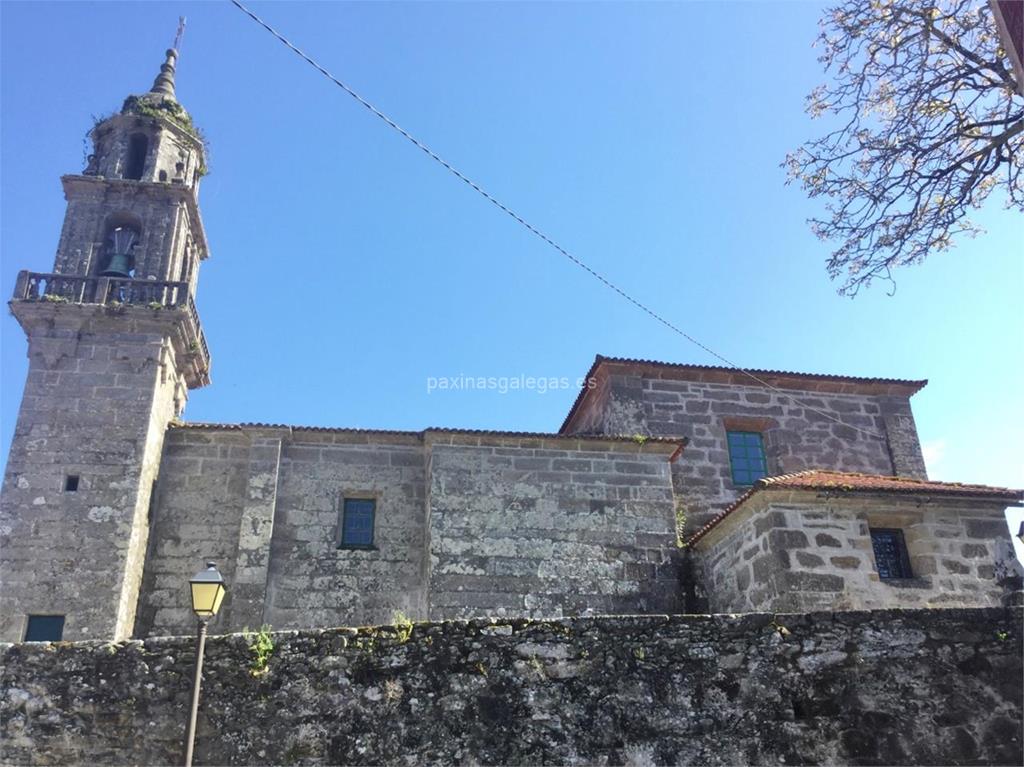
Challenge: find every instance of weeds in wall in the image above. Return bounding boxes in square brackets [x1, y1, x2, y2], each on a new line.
[674, 500, 688, 548]
[383, 679, 403, 706]
[392, 610, 414, 644]
[243, 625, 275, 677]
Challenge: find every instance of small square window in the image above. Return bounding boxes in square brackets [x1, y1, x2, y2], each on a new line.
[64, 475, 79, 492]
[726, 431, 767, 486]
[25, 615, 65, 642]
[339, 498, 376, 549]
[870, 528, 913, 580]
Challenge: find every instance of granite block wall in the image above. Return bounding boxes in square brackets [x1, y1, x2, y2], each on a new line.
[264, 433, 428, 630]
[2, 608, 1020, 766]
[0, 305, 190, 642]
[54, 177, 202, 285]
[696, 491, 1020, 613]
[133, 427, 251, 637]
[428, 437, 681, 619]
[569, 369, 928, 534]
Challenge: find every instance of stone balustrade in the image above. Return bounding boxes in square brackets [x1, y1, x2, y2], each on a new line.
[11, 270, 210, 369]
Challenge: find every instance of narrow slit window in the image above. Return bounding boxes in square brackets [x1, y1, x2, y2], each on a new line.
[870, 528, 914, 580]
[339, 498, 376, 548]
[726, 431, 767, 485]
[25, 615, 65, 642]
[64, 475, 79, 492]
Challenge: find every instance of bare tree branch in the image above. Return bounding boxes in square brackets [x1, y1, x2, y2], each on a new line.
[785, 0, 1023, 296]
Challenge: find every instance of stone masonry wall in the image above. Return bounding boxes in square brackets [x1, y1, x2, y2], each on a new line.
[2, 608, 1021, 766]
[135, 428, 430, 637]
[696, 491, 1018, 613]
[584, 372, 926, 534]
[134, 427, 251, 637]
[265, 433, 428, 630]
[132, 427, 684, 637]
[56, 176, 202, 285]
[0, 305, 189, 642]
[428, 437, 680, 619]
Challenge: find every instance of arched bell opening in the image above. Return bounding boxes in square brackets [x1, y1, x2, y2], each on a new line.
[125, 133, 149, 181]
[98, 214, 143, 278]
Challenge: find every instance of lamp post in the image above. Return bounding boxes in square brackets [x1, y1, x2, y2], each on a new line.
[184, 562, 226, 767]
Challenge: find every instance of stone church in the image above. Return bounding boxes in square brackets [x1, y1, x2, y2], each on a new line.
[2, 48, 1021, 644]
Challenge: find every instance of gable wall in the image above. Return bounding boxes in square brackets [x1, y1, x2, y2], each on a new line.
[586, 371, 926, 534]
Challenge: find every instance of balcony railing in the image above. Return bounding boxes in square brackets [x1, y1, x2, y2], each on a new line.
[12, 271, 210, 370]
[13, 271, 191, 307]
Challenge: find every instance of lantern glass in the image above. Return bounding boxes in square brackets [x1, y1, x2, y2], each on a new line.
[189, 562, 226, 619]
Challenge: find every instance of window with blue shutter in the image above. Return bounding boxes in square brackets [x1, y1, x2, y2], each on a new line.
[339, 498, 376, 548]
[25, 615, 65, 642]
[726, 431, 768, 486]
[870, 528, 913, 580]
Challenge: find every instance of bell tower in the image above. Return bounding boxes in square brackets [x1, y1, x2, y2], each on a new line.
[0, 45, 212, 642]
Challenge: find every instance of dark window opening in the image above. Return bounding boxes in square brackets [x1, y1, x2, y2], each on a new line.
[147, 480, 158, 526]
[158, 170, 168, 182]
[871, 528, 914, 580]
[25, 615, 65, 642]
[125, 133, 148, 180]
[64, 475, 79, 492]
[727, 431, 767, 485]
[339, 498, 376, 548]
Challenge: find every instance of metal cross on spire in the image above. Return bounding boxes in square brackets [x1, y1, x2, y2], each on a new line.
[174, 16, 186, 52]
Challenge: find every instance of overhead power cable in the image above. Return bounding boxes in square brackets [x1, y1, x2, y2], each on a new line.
[228, 0, 890, 442]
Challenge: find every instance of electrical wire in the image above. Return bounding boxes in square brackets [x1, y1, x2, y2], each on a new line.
[228, 0, 891, 441]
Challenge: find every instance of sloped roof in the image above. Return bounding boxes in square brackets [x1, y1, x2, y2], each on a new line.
[560, 355, 928, 433]
[168, 421, 685, 452]
[687, 470, 1023, 546]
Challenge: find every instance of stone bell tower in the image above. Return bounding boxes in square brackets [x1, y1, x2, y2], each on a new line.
[0, 47, 212, 642]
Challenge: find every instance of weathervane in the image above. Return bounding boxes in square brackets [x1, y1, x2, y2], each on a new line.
[174, 16, 186, 51]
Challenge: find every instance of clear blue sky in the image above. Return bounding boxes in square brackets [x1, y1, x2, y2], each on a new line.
[1, 2, 1022, 537]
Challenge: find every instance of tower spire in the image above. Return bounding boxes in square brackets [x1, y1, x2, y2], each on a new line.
[149, 19, 185, 99]
[149, 48, 178, 99]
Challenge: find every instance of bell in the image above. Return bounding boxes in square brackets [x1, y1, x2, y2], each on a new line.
[99, 253, 133, 278]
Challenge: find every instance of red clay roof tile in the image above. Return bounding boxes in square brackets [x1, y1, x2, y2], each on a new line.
[687, 470, 1023, 547]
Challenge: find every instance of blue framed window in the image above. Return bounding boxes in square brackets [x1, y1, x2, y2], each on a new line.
[870, 528, 913, 580]
[25, 615, 65, 642]
[339, 498, 376, 548]
[727, 431, 767, 486]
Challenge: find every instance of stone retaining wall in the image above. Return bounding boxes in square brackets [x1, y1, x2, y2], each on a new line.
[2, 607, 1021, 766]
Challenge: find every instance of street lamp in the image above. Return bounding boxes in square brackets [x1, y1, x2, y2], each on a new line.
[184, 562, 226, 767]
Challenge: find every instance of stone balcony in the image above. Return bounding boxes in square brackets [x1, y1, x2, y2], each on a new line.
[10, 270, 211, 388]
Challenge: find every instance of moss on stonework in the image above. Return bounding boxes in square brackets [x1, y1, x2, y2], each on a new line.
[121, 95, 196, 135]
[118, 95, 210, 176]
